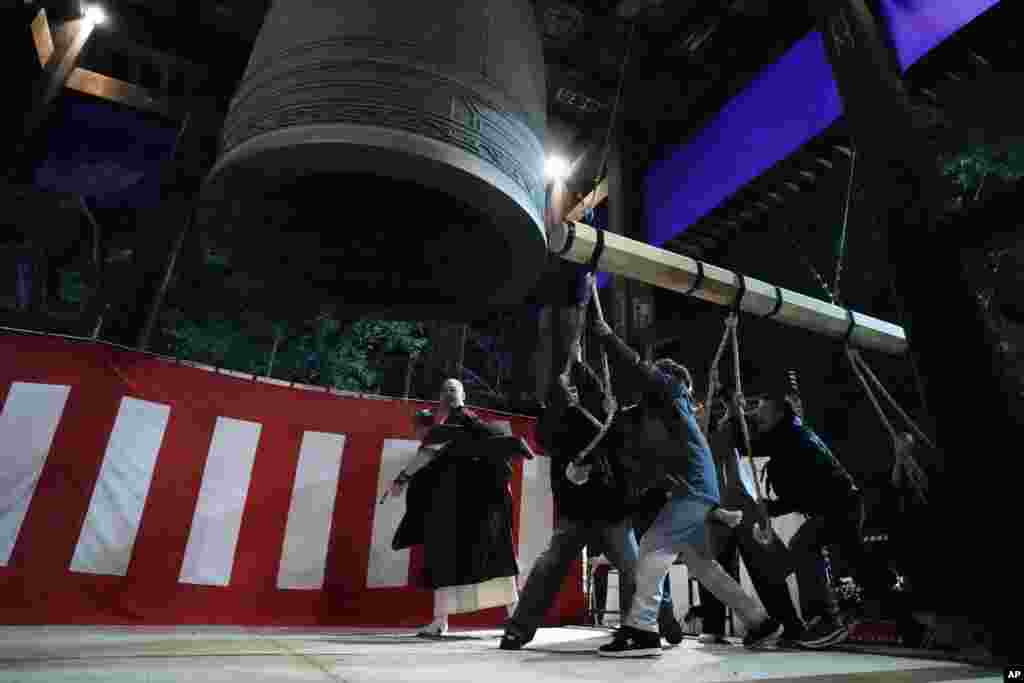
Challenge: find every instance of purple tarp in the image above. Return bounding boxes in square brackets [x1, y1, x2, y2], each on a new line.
[643, 0, 1001, 247]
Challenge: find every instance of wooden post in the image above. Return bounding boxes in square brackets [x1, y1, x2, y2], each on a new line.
[136, 209, 192, 351]
[135, 111, 196, 351]
[421, 321, 469, 395]
[14, 15, 98, 181]
[266, 327, 284, 378]
[403, 352, 418, 400]
[26, 16, 97, 129]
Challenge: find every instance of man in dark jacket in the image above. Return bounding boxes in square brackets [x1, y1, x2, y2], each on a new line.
[591, 315, 782, 658]
[750, 394, 896, 649]
[500, 329, 646, 650]
[696, 410, 805, 646]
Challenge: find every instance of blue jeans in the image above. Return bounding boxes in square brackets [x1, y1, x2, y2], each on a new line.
[506, 516, 639, 641]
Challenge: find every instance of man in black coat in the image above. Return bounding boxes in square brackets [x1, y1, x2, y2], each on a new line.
[500, 328, 647, 649]
[590, 316, 782, 657]
[695, 409, 805, 646]
[750, 394, 896, 649]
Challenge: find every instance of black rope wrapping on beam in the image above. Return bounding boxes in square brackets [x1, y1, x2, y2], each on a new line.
[763, 285, 784, 319]
[683, 260, 705, 296]
[588, 228, 606, 273]
[731, 272, 747, 313]
[557, 222, 576, 257]
[843, 308, 858, 346]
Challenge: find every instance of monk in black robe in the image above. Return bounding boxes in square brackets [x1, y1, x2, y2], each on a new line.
[387, 379, 535, 636]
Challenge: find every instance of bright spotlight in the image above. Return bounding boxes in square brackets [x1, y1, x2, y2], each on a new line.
[83, 4, 107, 25]
[545, 156, 571, 182]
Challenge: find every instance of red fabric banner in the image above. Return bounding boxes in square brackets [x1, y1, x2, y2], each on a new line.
[0, 333, 584, 628]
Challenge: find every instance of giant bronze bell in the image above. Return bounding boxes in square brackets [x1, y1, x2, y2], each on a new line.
[200, 0, 548, 315]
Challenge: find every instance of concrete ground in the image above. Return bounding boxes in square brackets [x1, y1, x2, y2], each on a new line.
[0, 626, 1004, 683]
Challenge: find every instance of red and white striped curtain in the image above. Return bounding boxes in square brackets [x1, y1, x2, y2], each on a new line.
[0, 333, 583, 627]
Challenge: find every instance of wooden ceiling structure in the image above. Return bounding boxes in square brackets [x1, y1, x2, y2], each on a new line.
[8, 0, 1020, 328]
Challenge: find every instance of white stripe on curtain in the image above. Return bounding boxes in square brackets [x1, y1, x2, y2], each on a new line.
[366, 438, 417, 589]
[516, 454, 553, 586]
[0, 382, 71, 565]
[178, 416, 262, 586]
[69, 397, 170, 576]
[277, 431, 345, 590]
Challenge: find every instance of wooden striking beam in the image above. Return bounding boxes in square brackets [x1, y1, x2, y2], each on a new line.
[564, 177, 609, 222]
[549, 221, 907, 355]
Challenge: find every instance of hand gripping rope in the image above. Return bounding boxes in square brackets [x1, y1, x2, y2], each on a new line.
[844, 318, 934, 505]
[705, 279, 775, 545]
[559, 236, 618, 485]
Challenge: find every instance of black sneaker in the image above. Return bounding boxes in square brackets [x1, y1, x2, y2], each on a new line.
[743, 616, 783, 648]
[499, 631, 529, 650]
[776, 626, 805, 649]
[797, 616, 849, 649]
[660, 616, 685, 646]
[597, 626, 663, 658]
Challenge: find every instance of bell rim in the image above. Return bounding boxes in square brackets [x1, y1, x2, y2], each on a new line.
[199, 122, 548, 306]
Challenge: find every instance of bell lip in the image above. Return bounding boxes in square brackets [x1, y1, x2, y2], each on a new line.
[203, 122, 545, 236]
[200, 122, 547, 305]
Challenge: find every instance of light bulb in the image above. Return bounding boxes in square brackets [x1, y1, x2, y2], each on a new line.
[545, 156, 571, 182]
[83, 5, 107, 25]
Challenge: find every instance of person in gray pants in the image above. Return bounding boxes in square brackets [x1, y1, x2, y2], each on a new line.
[500, 334, 640, 650]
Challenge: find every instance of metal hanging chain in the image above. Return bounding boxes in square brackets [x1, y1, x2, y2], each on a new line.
[832, 146, 857, 303]
[582, 21, 637, 218]
[784, 223, 838, 304]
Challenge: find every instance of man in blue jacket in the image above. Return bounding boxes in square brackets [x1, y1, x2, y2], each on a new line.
[590, 315, 782, 657]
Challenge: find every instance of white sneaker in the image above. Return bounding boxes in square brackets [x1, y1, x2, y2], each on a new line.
[417, 617, 449, 637]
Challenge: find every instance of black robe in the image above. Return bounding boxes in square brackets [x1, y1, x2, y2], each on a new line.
[392, 408, 533, 589]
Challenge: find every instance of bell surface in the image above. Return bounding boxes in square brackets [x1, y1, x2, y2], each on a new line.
[200, 0, 549, 314]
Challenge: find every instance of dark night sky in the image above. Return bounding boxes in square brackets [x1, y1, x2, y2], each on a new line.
[34, 95, 178, 209]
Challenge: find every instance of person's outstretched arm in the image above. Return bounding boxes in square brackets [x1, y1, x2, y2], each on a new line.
[591, 319, 674, 401]
[709, 506, 743, 528]
[381, 443, 444, 502]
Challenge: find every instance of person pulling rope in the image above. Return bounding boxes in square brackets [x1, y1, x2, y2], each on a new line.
[705, 304, 775, 546]
[557, 243, 619, 485]
[844, 342, 932, 506]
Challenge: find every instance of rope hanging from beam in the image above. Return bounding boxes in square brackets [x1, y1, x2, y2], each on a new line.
[702, 310, 774, 546]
